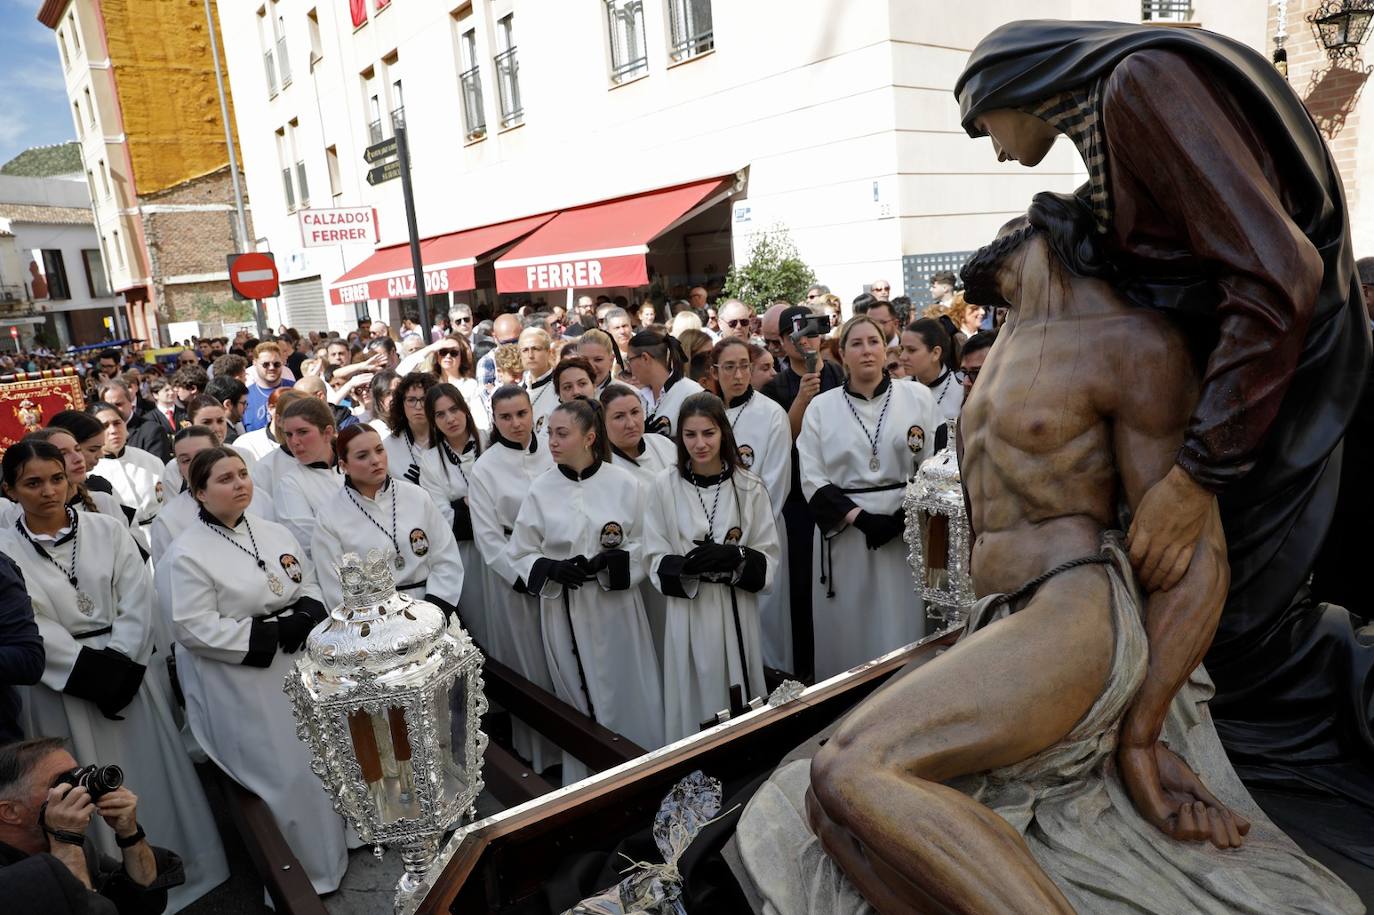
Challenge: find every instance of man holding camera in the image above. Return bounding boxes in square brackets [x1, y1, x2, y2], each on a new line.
[0, 738, 182, 914]
[761, 305, 845, 682]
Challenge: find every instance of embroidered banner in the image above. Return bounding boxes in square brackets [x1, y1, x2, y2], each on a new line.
[0, 368, 85, 452]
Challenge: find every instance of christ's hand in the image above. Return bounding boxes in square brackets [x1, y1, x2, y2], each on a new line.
[1126, 465, 1213, 592]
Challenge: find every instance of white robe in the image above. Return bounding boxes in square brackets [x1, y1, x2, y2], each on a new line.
[609, 433, 678, 665]
[524, 369, 558, 437]
[504, 462, 665, 782]
[150, 488, 275, 566]
[724, 387, 794, 672]
[382, 427, 429, 485]
[165, 512, 349, 893]
[95, 446, 166, 525]
[275, 459, 346, 560]
[311, 477, 465, 617]
[0, 491, 148, 559]
[230, 426, 275, 463]
[0, 512, 229, 910]
[469, 435, 558, 770]
[644, 374, 704, 438]
[798, 377, 938, 680]
[921, 370, 963, 423]
[419, 439, 488, 648]
[160, 456, 182, 498]
[644, 467, 779, 744]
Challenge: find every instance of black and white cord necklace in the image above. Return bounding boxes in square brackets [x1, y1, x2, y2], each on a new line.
[441, 437, 470, 487]
[346, 481, 404, 569]
[931, 371, 953, 407]
[844, 384, 893, 472]
[689, 469, 724, 543]
[200, 512, 285, 595]
[18, 508, 95, 616]
[726, 391, 752, 427]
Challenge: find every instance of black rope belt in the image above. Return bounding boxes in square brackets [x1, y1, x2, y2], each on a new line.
[984, 554, 1115, 615]
[73, 625, 113, 640]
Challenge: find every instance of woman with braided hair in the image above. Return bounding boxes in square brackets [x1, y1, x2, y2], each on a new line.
[626, 330, 702, 438]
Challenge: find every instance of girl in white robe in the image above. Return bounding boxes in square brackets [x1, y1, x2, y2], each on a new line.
[274, 396, 346, 560]
[468, 385, 557, 771]
[600, 382, 676, 663]
[0, 441, 229, 910]
[166, 445, 348, 894]
[418, 382, 488, 647]
[312, 425, 465, 621]
[504, 398, 665, 782]
[90, 402, 165, 526]
[380, 371, 437, 485]
[899, 318, 964, 423]
[711, 338, 795, 673]
[151, 427, 276, 564]
[628, 330, 703, 438]
[645, 393, 779, 744]
[798, 316, 939, 680]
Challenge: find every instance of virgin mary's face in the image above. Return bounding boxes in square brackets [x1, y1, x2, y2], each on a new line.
[974, 109, 1059, 167]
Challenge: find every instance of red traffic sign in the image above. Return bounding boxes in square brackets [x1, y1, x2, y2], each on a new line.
[7, 328, 16, 338]
[227, 252, 280, 301]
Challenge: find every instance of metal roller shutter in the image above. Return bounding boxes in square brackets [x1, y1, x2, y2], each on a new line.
[280, 276, 328, 332]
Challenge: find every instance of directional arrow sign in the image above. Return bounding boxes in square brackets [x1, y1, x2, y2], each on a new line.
[366, 160, 402, 186]
[364, 137, 398, 164]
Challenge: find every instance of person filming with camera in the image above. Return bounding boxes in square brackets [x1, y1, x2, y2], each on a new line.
[0, 737, 181, 914]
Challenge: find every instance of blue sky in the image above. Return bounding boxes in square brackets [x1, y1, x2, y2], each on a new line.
[0, 0, 78, 166]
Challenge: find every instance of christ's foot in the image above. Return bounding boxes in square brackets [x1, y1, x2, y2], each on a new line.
[1119, 741, 1250, 849]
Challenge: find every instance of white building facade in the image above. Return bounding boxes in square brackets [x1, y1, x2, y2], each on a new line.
[215, 0, 1269, 331]
[0, 174, 119, 349]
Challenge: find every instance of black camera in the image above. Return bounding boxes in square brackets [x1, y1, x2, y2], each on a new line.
[54, 764, 124, 801]
[789, 313, 831, 338]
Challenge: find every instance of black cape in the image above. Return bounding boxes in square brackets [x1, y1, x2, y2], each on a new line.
[958, 19, 1374, 868]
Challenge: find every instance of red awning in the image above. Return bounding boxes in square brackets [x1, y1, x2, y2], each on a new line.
[328, 213, 554, 305]
[493, 176, 735, 294]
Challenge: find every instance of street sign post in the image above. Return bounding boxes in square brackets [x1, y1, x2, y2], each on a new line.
[364, 137, 398, 164]
[366, 160, 403, 186]
[227, 252, 280, 306]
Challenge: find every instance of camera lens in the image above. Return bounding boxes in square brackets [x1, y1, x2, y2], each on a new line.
[84, 764, 123, 800]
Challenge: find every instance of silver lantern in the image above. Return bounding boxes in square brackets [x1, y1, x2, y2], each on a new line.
[904, 417, 976, 625]
[284, 549, 487, 911]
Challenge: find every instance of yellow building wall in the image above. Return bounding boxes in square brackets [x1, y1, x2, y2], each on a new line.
[101, 0, 242, 194]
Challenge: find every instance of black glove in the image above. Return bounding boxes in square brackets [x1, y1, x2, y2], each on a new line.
[683, 543, 742, 576]
[100, 649, 145, 720]
[65, 647, 145, 720]
[547, 557, 593, 587]
[277, 611, 316, 654]
[853, 510, 905, 550]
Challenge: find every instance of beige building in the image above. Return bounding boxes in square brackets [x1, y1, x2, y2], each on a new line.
[213, 1, 1291, 334]
[37, 0, 253, 345]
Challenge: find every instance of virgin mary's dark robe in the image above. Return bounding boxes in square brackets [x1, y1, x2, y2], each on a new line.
[958, 20, 1374, 863]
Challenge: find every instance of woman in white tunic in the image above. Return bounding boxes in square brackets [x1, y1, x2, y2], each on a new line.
[274, 397, 345, 560]
[469, 385, 557, 771]
[504, 398, 665, 781]
[414, 335, 490, 433]
[899, 317, 964, 423]
[798, 315, 940, 680]
[645, 393, 779, 744]
[313, 424, 465, 621]
[90, 402, 165, 527]
[418, 383, 487, 647]
[158, 395, 234, 496]
[627, 330, 702, 437]
[0, 441, 229, 908]
[552, 356, 598, 405]
[380, 371, 437, 484]
[166, 446, 347, 893]
[711, 337, 795, 673]
[151, 427, 276, 564]
[600, 382, 676, 662]
[574, 329, 622, 394]
[22, 421, 148, 559]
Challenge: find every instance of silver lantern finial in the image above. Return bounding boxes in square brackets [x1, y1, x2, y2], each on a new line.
[284, 549, 487, 911]
[904, 418, 975, 626]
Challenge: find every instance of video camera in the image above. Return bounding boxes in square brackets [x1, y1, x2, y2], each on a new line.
[789, 313, 831, 374]
[54, 764, 124, 801]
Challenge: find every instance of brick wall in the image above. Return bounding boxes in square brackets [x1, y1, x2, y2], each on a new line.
[1271, 1, 1370, 211]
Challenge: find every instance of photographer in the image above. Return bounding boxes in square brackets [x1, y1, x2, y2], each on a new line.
[0, 738, 182, 914]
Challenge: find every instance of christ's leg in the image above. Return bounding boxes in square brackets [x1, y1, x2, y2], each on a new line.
[806, 566, 1116, 915]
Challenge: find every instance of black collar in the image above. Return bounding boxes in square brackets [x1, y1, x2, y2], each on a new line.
[22, 507, 78, 546]
[305, 458, 337, 470]
[844, 372, 892, 400]
[442, 436, 476, 463]
[107, 446, 126, 460]
[611, 438, 647, 465]
[926, 370, 952, 390]
[278, 443, 294, 458]
[197, 505, 243, 530]
[266, 426, 278, 443]
[726, 388, 754, 408]
[557, 459, 603, 482]
[661, 370, 684, 395]
[686, 465, 732, 487]
[344, 476, 390, 496]
[491, 428, 537, 454]
[528, 368, 554, 390]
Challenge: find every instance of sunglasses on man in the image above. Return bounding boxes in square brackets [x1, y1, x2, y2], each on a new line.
[724, 318, 750, 329]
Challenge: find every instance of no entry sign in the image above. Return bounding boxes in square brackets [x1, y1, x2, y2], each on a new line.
[227, 252, 280, 300]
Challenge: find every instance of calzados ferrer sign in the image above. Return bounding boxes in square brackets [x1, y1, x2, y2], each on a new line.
[298, 207, 380, 247]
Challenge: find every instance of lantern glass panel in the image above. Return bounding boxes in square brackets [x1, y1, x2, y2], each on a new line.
[347, 706, 421, 824]
[434, 677, 475, 805]
[1349, 10, 1373, 43]
[924, 511, 950, 591]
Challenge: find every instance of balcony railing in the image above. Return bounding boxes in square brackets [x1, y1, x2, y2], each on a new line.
[390, 106, 406, 130]
[460, 66, 486, 139]
[367, 118, 384, 144]
[495, 47, 523, 127]
[667, 0, 713, 62]
[606, 0, 648, 83]
[264, 50, 277, 95]
[277, 36, 291, 84]
[295, 161, 309, 208]
[282, 166, 296, 210]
